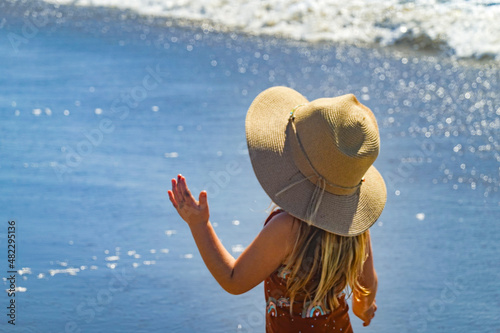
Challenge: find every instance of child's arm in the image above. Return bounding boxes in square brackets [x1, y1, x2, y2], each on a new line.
[168, 175, 299, 295]
[352, 230, 378, 326]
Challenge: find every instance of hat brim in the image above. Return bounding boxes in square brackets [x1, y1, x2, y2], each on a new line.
[245, 86, 387, 236]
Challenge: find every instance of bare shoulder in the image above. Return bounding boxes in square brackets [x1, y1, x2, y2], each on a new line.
[263, 211, 301, 253]
[265, 210, 300, 230]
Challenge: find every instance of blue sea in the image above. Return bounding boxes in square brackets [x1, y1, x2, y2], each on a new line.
[0, 0, 499, 332]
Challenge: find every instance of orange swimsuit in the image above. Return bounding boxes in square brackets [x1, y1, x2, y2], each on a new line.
[264, 211, 353, 333]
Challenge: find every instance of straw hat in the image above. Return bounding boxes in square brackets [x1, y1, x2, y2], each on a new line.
[245, 86, 386, 236]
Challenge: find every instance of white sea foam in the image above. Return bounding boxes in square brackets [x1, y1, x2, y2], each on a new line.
[49, 268, 80, 276]
[5, 287, 27, 293]
[42, 0, 500, 60]
[18, 267, 32, 275]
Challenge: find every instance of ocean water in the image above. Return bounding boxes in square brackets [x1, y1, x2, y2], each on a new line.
[0, 0, 499, 332]
[40, 0, 500, 61]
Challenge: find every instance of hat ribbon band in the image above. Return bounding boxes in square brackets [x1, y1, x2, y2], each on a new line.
[275, 175, 326, 224]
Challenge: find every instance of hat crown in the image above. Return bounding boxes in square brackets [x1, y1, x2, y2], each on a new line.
[292, 94, 380, 190]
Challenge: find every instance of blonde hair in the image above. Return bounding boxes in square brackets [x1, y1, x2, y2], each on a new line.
[283, 216, 369, 313]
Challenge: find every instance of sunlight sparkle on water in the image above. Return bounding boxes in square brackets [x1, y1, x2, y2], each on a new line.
[416, 213, 426, 221]
[231, 244, 245, 253]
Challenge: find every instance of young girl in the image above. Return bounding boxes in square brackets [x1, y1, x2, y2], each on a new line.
[168, 86, 386, 332]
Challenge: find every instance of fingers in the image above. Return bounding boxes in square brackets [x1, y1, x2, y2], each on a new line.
[171, 174, 197, 208]
[174, 175, 187, 203]
[171, 178, 182, 206]
[177, 174, 194, 202]
[362, 315, 372, 326]
[199, 191, 208, 209]
[167, 190, 178, 209]
[363, 303, 377, 326]
[177, 174, 186, 197]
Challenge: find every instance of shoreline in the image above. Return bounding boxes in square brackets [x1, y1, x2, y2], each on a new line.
[3, 0, 499, 69]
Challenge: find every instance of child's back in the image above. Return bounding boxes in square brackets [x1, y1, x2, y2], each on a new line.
[263, 210, 354, 333]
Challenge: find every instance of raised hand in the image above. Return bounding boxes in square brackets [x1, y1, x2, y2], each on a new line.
[168, 174, 210, 227]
